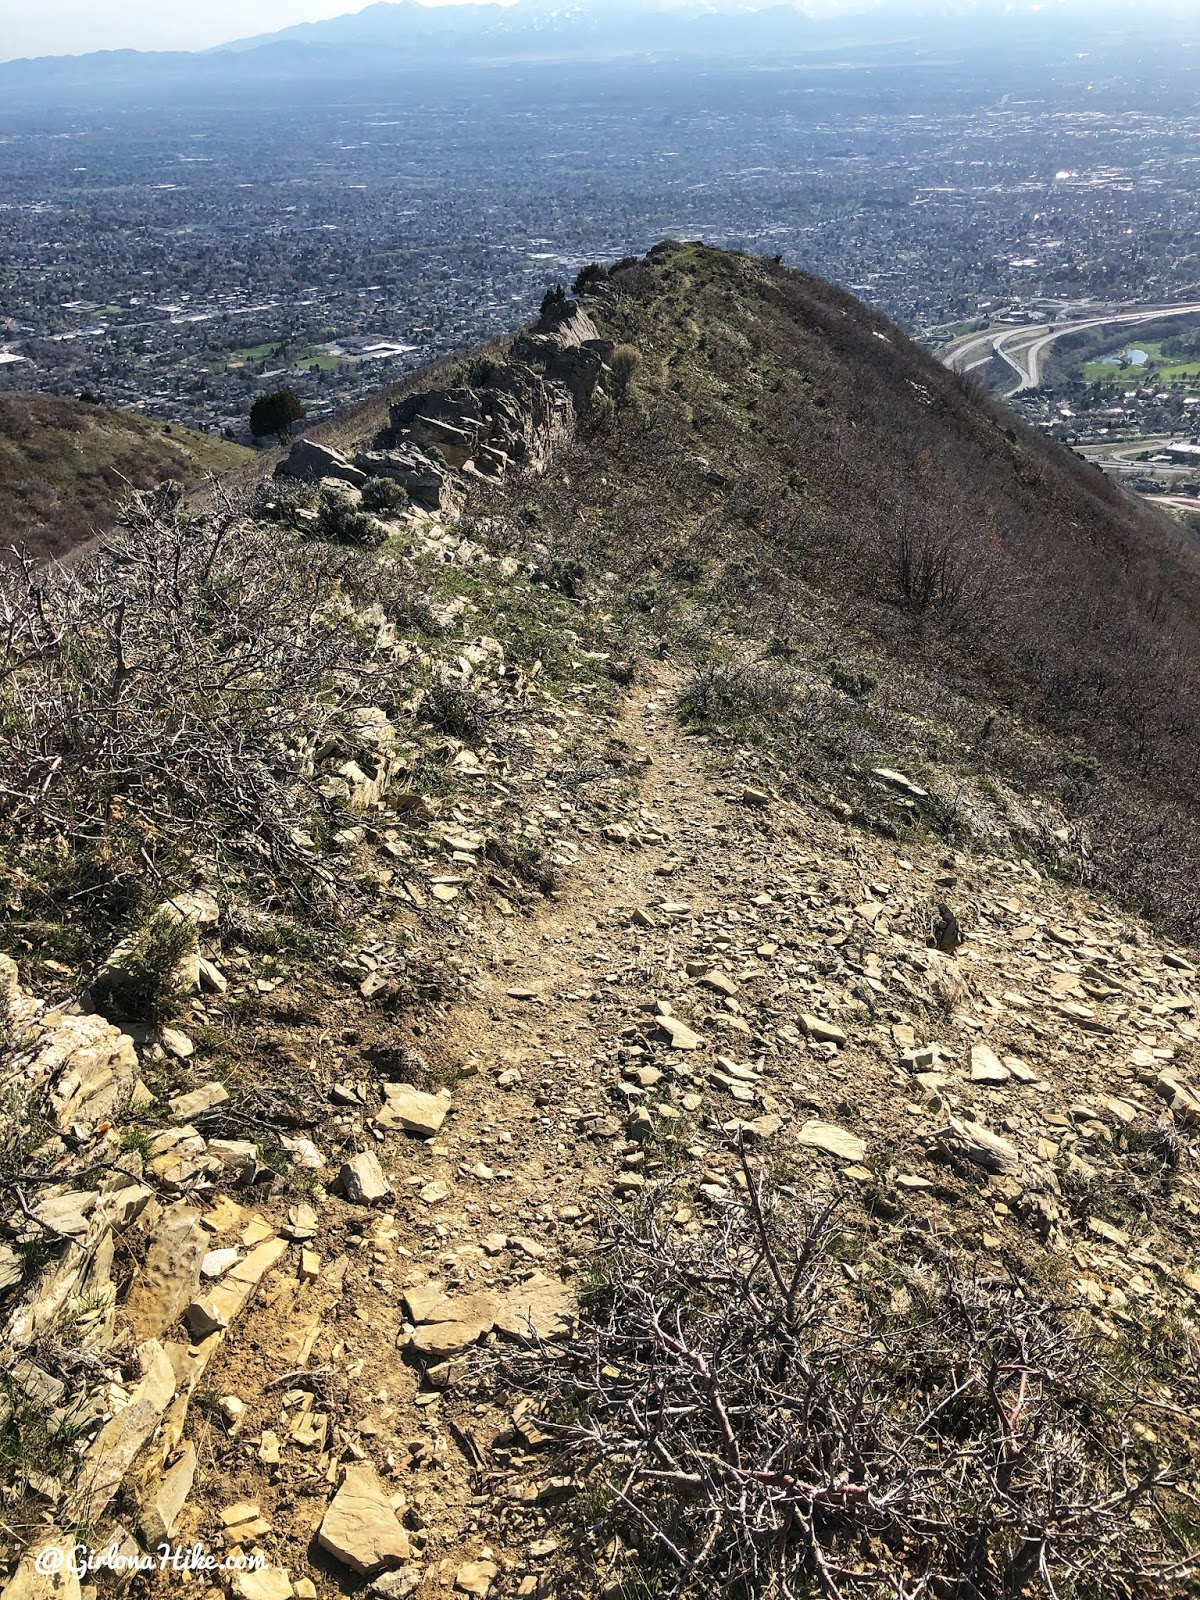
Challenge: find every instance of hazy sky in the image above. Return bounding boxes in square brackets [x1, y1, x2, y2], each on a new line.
[0, 0, 500, 59]
[4, 0, 508, 59]
[0, 0, 1163, 64]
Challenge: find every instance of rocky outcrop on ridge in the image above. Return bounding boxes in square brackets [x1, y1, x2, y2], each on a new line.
[276, 301, 613, 512]
[383, 302, 613, 483]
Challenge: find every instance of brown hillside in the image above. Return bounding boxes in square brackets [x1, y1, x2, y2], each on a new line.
[0, 392, 251, 563]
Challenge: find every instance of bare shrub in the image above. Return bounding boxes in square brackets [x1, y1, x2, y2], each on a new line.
[503, 1163, 1198, 1599]
[610, 344, 643, 409]
[417, 680, 490, 740]
[0, 496, 418, 924]
[883, 507, 989, 622]
[676, 657, 794, 734]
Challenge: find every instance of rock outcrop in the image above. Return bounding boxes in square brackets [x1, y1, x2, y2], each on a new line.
[274, 439, 366, 488]
[273, 301, 612, 515]
[0, 922, 302, 1589]
[383, 302, 613, 486]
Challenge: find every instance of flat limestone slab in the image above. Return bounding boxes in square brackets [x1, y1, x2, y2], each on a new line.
[317, 1463, 410, 1575]
[375, 1085, 451, 1136]
[797, 1120, 866, 1163]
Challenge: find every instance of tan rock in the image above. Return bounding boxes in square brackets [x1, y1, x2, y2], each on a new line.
[657, 1014, 703, 1050]
[80, 1340, 176, 1516]
[969, 1045, 1010, 1085]
[407, 1320, 485, 1361]
[455, 1561, 500, 1597]
[207, 1137, 258, 1179]
[123, 1208, 207, 1341]
[401, 1283, 445, 1322]
[231, 1570, 293, 1600]
[1, 1532, 83, 1599]
[29, 1191, 96, 1239]
[183, 1236, 288, 1337]
[800, 1015, 847, 1047]
[317, 1462, 410, 1575]
[138, 1442, 196, 1545]
[1156, 1070, 1200, 1124]
[202, 1245, 240, 1279]
[157, 888, 220, 926]
[284, 1202, 319, 1240]
[33, 1012, 137, 1132]
[197, 955, 229, 994]
[872, 767, 928, 798]
[413, 1289, 499, 1333]
[936, 1118, 1021, 1175]
[160, 1027, 195, 1060]
[697, 970, 738, 997]
[376, 1085, 452, 1136]
[168, 1081, 228, 1120]
[797, 1120, 866, 1163]
[221, 1500, 264, 1530]
[337, 1151, 391, 1203]
[494, 1273, 574, 1342]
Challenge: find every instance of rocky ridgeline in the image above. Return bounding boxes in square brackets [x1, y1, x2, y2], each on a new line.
[275, 302, 613, 509]
[5, 255, 1200, 1596]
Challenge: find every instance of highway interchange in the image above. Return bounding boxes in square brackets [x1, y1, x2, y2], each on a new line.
[940, 303, 1200, 394]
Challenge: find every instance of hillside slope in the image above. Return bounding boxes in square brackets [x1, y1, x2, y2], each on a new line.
[0, 392, 251, 563]
[0, 248, 1198, 1600]
[504, 244, 1200, 939]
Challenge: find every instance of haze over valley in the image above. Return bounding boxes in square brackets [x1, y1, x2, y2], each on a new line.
[3, 0, 1200, 513]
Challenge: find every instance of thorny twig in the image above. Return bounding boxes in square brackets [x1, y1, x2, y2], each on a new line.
[489, 1164, 1199, 1600]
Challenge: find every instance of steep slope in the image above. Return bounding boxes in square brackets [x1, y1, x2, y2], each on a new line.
[1, 248, 1198, 1600]
[0, 392, 251, 563]
[501, 244, 1200, 939]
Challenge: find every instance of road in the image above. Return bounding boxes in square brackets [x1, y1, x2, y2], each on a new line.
[1146, 494, 1200, 516]
[939, 303, 1200, 394]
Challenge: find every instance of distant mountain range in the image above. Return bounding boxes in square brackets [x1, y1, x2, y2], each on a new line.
[1, 0, 1197, 101]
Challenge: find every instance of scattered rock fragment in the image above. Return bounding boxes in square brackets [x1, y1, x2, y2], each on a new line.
[969, 1044, 1010, 1085]
[317, 1462, 410, 1575]
[871, 767, 928, 799]
[138, 1442, 196, 1545]
[338, 1151, 392, 1204]
[455, 1561, 500, 1597]
[232, 1569, 295, 1600]
[657, 1014, 703, 1050]
[800, 1014, 847, 1047]
[168, 1081, 229, 1120]
[376, 1085, 452, 1136]
[934, 1118, 1021, 1175]
[123, 1208, 207, 1341]
[697, 969, 738, 997]
[797, 1120, 866, 1163]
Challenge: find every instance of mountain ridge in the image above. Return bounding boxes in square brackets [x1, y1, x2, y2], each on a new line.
[4, 0, 1197, 94]
[1, 244, 1200, 1599]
